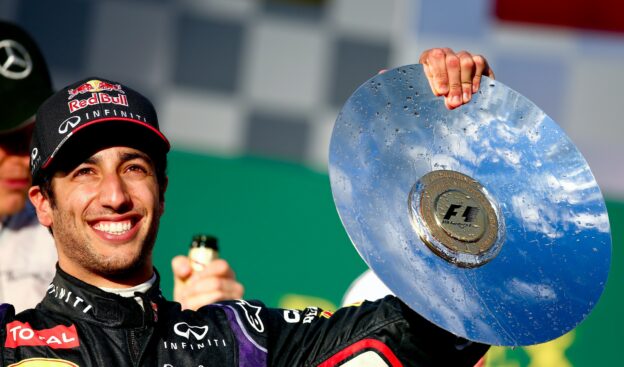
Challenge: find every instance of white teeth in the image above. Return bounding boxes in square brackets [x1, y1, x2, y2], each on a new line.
[93, 221, 132, 235]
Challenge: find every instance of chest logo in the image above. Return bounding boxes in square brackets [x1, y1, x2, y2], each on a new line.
[173, 322, 208, 340]
[5, 321, 80, 349]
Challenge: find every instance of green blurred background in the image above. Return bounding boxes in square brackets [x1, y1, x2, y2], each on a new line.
[154, 150, 622, 367]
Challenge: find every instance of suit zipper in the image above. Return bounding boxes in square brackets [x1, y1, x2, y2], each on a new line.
[129, 329, 141, 365]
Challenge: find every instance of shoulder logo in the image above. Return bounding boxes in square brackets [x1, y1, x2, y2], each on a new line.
[173, 322, 208, 340]
[236, 300, 264, 333]
[0, 39, 32, 80]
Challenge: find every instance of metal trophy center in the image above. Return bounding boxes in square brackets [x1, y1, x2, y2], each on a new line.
[408, 170, 504, 268]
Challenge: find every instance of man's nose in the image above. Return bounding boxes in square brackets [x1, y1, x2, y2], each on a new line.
[98, 173, 131, 211]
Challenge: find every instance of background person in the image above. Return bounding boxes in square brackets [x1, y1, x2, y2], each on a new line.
[0, 20, 56, 312]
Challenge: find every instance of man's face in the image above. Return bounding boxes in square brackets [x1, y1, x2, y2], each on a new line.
[0, 125, 33, 216]
[29, 146, 165, 286]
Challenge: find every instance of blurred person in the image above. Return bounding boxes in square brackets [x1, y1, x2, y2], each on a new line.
[0, 20, 56, 312]
[0, 20, 243, 312]
[0, 54, 492, 363]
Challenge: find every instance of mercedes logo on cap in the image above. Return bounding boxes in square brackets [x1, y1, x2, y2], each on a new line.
[0, 39, 33, 80]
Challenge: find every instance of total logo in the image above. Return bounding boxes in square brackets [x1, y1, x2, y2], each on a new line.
[4, 321, 80, 350]
[67, 79, 124, 100]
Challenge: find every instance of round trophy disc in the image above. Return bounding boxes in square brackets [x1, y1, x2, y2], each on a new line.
[329, 64, 611, 346]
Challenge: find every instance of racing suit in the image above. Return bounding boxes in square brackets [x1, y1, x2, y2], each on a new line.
[0, 201, 56, 312]
[0, 267, 488, 366]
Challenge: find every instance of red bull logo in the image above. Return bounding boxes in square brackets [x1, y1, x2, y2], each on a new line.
[68, 93, 129, 113]
[67, 79, 124, 100]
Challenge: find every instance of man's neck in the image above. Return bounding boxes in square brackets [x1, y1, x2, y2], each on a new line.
[57, 260, 155, 289]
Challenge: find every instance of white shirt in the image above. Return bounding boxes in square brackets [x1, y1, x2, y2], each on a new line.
[0, 201, 56, 312]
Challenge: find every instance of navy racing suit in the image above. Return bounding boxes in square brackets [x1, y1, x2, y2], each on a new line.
[0, 267, 488, 366]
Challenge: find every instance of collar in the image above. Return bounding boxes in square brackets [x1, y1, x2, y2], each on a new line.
[39, 265, 164, 328]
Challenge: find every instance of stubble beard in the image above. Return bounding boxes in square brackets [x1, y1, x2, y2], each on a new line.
[52, 208, 161, 279]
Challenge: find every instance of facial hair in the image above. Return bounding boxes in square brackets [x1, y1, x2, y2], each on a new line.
[51, 205, 161, 279]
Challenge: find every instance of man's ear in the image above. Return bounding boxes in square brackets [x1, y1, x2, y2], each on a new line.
[29, 186, 53, 227]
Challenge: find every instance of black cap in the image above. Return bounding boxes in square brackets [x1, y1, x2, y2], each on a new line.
[29, 76, 170, 182]
[0, 21, 53, 133]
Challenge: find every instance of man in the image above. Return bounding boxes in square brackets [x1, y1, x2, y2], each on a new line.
[0, 20, 57, 312]
[0, 48, 492, 365]
[0, 20, 243, 312]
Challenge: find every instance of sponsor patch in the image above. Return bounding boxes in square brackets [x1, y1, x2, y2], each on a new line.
[173, 322, 208, 340]
[236, 300, 264, 333]
[5, 321, 80, 349]
[67, 79, 124, 100]
[67, 92, 128, 113]
[8, 358, 79, 366]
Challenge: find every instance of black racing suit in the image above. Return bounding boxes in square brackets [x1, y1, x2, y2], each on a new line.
[0, 267, 488, 366]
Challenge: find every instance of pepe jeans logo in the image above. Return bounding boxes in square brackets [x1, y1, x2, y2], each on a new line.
[173, 322, 209, 340]
[58, 116, 81, 134]
[0, 39, 32, 80]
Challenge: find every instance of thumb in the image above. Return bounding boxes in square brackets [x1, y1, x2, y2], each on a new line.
[172, 255, 193, 304]
[172, 255, 192, 283]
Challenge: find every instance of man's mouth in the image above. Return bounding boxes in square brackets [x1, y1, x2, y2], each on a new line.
[93, 220, 133, 235]
[0, 178, 30, 190]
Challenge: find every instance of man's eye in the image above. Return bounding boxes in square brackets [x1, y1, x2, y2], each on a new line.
[74, 167, 93, 177]
[127, 164, 148, 173]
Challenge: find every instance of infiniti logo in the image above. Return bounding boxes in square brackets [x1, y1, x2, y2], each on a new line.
[58, 116, 81, 134]
[0, 39, 32, 80]
[31, 147, 38, 161]
[173, 322, 208, 340]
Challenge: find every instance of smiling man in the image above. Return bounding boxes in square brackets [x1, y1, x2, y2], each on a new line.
[0, 20, 243, 313]
[0, 48, 492, 365]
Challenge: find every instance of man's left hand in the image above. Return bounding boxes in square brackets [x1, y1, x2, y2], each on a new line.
[172, 256, 245, 310]
[419, 48, 495, 110]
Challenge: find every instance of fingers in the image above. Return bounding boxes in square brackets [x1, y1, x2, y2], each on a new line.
[444, 52, 463, 108]
[172, 255, 192, 281]
[419, 48, 495, 110]
[195, 259, 235, 278]
[420, 48, 451, 96]
[173, 258, 245, 310]
[180, 278, 245, 311]
[457, 51, 476, 103]
[470, 54, 494, 93]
